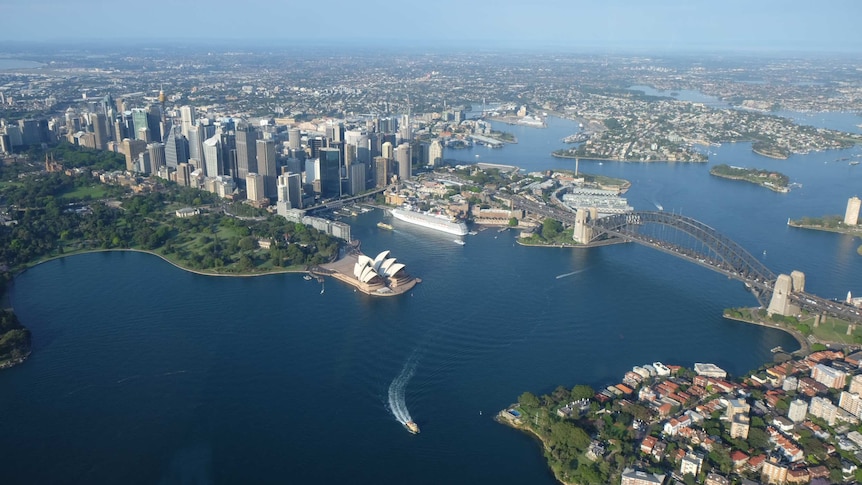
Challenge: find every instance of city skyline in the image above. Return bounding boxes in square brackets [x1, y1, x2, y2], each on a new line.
[1, 0, 861, 53]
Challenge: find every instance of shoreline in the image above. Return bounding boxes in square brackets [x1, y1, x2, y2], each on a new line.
[722, 313, 810, 355]
[752, 147, 789, 159]
[495, 412, 577, 485]
[709, 172, 789, 193]
[16, 248, 308, 280]
[788, 221, 862, 237]
[550, 152, 707, 163]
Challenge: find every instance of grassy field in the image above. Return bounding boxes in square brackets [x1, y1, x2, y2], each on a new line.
[58, 185, 109, 201]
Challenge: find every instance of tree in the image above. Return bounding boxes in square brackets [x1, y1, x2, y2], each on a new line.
[541, 218, 563, 239]
[518, 392, 539, 409]
[508, 217, 518, 227]
[570, 385, 595, 401]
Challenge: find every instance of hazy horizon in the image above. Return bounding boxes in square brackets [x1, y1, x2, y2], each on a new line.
[0, 0, 860, 54]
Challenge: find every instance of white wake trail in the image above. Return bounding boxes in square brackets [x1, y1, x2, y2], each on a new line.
[388, 357, 418, 425]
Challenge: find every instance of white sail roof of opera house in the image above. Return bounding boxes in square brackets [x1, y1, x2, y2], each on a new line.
[353, 250, 406, 282]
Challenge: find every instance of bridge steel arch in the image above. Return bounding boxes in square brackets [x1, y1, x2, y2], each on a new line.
[590, 211, 776, 300]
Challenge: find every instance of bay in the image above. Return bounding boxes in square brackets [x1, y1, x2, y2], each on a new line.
[3, 115, 861, 484]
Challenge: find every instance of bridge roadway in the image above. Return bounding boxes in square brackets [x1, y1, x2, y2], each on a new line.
[305, 185, 391, 213]
[510, 194, 862, 324]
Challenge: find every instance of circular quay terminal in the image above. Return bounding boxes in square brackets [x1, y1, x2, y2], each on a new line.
[3, 1, 862, 484]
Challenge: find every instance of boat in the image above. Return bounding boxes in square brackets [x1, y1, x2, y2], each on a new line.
[405, 421, 420, 434]
[303, 275, 313, 281]
[391, 207, 468, 236]
[453, 239, 465, 245]
[851, 161, 860, 166]
[377, 222, 394, 230]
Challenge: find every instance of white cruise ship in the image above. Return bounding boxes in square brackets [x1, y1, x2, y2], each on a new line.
[391, 208, 468, 236]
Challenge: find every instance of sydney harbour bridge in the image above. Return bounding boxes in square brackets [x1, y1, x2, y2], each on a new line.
[510, 195, 862, 324]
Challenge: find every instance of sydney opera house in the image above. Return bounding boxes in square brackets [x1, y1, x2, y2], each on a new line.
[351, 250, 414, 294]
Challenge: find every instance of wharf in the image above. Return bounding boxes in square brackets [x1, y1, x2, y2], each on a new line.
[319, 253, 420, 297]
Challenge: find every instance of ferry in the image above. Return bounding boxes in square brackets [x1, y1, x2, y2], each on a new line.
[405, 421, 420, 434]
[377, 222, 394, 230]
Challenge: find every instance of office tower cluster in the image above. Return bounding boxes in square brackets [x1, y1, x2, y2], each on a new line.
[2, 87, 447, 212]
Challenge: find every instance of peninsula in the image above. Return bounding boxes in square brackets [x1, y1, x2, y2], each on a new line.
[500, 351, 862, 485]
[709, 164, 790, 193]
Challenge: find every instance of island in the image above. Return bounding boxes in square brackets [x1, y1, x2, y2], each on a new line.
[709, 164, 790, 193]
[500, 351, 862, 485]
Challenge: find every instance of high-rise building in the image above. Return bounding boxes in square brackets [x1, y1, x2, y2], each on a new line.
[787, 399, 808, 423]
[121, 138, 147, 172]
[187, 125, 203, 163]
[308, 136, 325, 159]
[131, 109, 149, 142]
[348, 163, 366, 196]
[381, 141, 394, 160]
[256, 139, 278, 199]
[90, 113, 107, 150]
[203, 135, 222, 177]
[277, 172, 302, 209]
[375, 156, 391, 187]
[319, 147, 342, 198]
[396, 143, 411, 181]
[325, 121, 343, 144]
[18, 119, 47, 145]
[429, 139, 443, 167]
[180, 106, 195, 139]
[177, 162, 192, 187]
[236, 123, 258, 180]
[288, 127, 301, 151]
[840, 391, 862, 419]
[845, 196, 861, 225]
[164, 125, 188, 169]
[147, 142, 166, 174]
[246, 173, 265, 202]
[399, 113, 411, 143]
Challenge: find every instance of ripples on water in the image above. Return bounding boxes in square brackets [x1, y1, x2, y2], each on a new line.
[3, 115, 860, 483]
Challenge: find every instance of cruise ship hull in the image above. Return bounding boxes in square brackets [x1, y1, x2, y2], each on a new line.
[391, 208, 468, 236]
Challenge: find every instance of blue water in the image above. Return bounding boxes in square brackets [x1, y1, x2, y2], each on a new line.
[4, 116, 862, 484]
[0, 59, 44, 70]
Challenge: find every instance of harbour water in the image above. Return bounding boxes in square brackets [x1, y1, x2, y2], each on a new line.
[3, 115, 862, 484]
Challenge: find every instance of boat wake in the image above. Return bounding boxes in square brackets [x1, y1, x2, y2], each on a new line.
[556, 268, 588, 279]
[388, 356, 418, 426]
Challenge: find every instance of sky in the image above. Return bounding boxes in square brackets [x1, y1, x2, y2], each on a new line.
[1, 0, 861, 53]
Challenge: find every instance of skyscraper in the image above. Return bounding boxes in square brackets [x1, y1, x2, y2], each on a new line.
[375, 156, 391, 188]
[256, 139, 278, 199]
[396, 143, 411, 181]
[90, 113, 107, 150]
[236, 124, 258, 180]
[122, 138, 147, 172]
[381, 141, 394, 160]
[288, 127, 301, 151]
[348, 163, 366, 196]
[203, 135, 221, 177]
[277, 172, 302, 209]
[246, 173, 265, 202]
[187, 125, 203, 163]
[164, 125, 189, 169]
[429, 139, 443, 168]
[180, 106, 196, 139]
[131, 109, 149, 142]
[319, 147, 342, 198]
[147, 142, 166, 174]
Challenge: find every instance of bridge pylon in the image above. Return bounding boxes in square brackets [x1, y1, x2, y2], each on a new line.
[573, 208, 594, 244]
